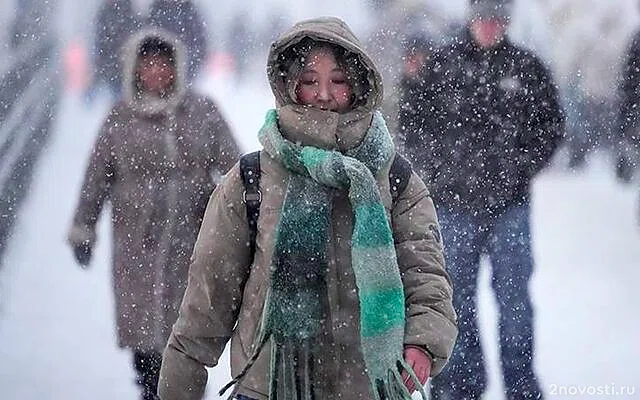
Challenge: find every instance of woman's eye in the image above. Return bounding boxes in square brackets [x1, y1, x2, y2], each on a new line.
[332, 79, 347, 85]
[300, 79, 317, 86]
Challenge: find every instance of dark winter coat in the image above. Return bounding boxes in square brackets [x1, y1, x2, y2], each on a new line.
[159, 17, 457, 400]
[93, 0, 140, 90]
[619, 29, 640, 143]
[67, 28, 240, 352]
[399, 29, 564, 216]
[148, 0, 208, 82]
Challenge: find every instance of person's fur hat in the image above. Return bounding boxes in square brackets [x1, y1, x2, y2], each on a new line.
[469, 0, 513, 20]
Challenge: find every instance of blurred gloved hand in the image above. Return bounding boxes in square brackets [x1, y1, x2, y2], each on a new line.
[402, 345, 432, 394]
[73, 241, 92, 267]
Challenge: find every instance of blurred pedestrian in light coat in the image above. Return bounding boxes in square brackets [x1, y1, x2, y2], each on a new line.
[67, 27, 239, 400]
[399, 0, 564, 399]
[158, 16, 457, 400]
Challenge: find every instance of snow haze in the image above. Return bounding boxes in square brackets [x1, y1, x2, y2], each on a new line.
[1, 1, 640, 399]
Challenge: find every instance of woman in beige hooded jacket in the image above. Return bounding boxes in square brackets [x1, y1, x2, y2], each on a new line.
[159, 17, 456, 400]
[67, 27, 240, 400]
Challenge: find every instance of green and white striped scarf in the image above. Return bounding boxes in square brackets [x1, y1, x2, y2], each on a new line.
[222, 109, 425, 400]
[262, 108, 428, 400]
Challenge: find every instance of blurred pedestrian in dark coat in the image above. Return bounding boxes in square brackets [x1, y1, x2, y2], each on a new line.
[227, 10, 253, 82]
[397, 33, 436, 152]
[617, 20, 640, 183]
[400, 0, 564, 398]
[91, 0, 140, 99]
[148, 0, 208, 83]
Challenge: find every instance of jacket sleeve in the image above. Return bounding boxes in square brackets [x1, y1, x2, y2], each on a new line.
[67, 111, 116, 248]
[158, 163, 251, 400]
[518, 56, 565, 178]
[392, 173, 457, 376]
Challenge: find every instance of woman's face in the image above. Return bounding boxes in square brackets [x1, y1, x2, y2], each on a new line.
[137, 54, 175, 97]
[295, 47, 354, 113]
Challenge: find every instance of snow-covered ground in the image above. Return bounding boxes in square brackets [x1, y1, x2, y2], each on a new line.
[1, 68, 639, 400]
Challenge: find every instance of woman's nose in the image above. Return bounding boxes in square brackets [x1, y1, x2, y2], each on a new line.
[316, 82, 331, 101]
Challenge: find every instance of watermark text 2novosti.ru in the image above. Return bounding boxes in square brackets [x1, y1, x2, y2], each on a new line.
[550, 384, 636, 396]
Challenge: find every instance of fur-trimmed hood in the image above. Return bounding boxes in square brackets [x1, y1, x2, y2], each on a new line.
[122, 27, 188, 116]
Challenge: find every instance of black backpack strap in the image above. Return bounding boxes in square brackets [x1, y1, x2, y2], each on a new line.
[389, 153, 412, 203]
[240, 151, 261, 260]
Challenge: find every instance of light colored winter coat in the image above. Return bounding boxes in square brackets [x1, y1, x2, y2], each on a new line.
[67, 27, 240, 352]
[159, 17, 457, 400]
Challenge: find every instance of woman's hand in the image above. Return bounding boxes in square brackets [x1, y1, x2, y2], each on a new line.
[402, 345, 432, 393]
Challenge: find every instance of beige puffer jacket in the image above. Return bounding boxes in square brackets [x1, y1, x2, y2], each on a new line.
[159, 17, 457, 400]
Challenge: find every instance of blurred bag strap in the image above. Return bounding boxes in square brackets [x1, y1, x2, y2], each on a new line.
[240, 151, 412, 260]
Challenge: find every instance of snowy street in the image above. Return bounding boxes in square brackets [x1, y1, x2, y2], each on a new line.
[0, 71, 638, 399]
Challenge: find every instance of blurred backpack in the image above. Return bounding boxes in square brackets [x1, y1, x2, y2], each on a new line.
[240, 151, 413, 261]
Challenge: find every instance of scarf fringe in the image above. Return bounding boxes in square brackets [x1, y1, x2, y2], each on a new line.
[221, 352, 428, 400]
[269, 338, 314, 400]
[219, 334, 316, 400]
[371, 359, 428, 400]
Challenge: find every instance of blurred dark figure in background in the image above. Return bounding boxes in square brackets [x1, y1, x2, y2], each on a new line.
[10, 0, 31, 49]
[365, 0, 394, 11]
[617, 12, 640, 184]
[618, 3, 640, 226]
[90, 0, 140, 100]
[566, 6, 627, 171]
[366, 0, 460, 134]
[227, 10, 253, 82]
[263, 9, 291, 48]
[67, 28, 239, 400]
[148, 0, 208, 84]
[10, 0, 53, 49]
[400, 0, 564, 399]
[397, 33, 435, 153]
